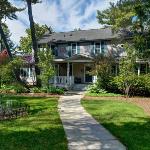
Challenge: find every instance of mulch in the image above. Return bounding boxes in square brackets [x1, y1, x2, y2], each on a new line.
[0, 92, 61, 98]
[83, 96, 150, 116]
[19, 93, 61, 98]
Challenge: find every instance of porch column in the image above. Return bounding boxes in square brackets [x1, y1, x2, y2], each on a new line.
[67, 62, 70, 85]
[93, 76, 97, 83]
[138, 64, 140, 76]
[57, 64, 59, 76]
[29, 67, 31, 78]
[54, 76, 56, 87]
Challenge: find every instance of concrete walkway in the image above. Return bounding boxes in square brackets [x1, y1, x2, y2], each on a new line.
[58, 91, 126, 150]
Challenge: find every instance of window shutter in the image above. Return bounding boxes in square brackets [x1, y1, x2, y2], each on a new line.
[90, 42, 95, 55]
[54, 46, 58, 56]
[67, 43, 71, 57]
[101, 41, 106, 54]
[77, 43, 80, 54]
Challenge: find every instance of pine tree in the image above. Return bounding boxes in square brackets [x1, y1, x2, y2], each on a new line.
[0, 0, 22, 57]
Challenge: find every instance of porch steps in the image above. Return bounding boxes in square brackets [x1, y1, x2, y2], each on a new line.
[71, 84, 90, 91]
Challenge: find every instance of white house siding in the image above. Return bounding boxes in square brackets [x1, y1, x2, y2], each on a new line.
[79, 42, 91, 55]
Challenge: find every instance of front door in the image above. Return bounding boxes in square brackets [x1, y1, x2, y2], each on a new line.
[85, 66, 92, 83]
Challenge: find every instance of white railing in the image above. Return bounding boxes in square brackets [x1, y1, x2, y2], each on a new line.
[49, 76, 74, 87]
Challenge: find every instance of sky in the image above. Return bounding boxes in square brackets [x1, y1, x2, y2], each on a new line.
[6, 0, 117, 45]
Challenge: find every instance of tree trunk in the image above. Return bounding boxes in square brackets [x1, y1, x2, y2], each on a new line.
[26, 0, 41, 87]
[0, 22, 12, 58]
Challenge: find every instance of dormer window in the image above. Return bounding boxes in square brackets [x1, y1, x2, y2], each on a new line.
[71, 43, 77, 55]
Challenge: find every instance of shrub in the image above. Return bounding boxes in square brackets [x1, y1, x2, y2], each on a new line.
[30, 87, 41, 93]
[0, 83, 27, 93]
[48, 86, 64, 94]
[131, 74, 150, 96]
[13, 83, 28, 93]
[40, 86, 64, 94]
[87, 83, 107, 94]
[113, 74, 150, 96]
[93, 54, 115, 90]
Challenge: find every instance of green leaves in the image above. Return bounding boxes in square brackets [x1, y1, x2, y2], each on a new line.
[37, 47, 54, 89]
[19, 23, 52, 53]
[0, 57, 23, 85]
[97, 0, 150, 58]
[97, 0, 135, 30]
[0, 0, 23, 21]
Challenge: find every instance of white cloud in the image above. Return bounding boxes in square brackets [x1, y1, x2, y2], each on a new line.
[6, 19, 27, 44]
[6, 0, 117, 45]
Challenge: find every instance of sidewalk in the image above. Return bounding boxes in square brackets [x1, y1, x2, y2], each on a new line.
[58, 92, 126, 150]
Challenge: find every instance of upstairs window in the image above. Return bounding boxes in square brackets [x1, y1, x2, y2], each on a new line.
[101, 41, 106, 53]
[95, 42, 101, 54]
[94, 41, 106, 54]
[71, 43, 77, 55]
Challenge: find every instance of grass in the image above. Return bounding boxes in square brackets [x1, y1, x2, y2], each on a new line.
[85, 92, 122, 97]
[0, 95, 68, 150]
[82, 99, 150, 150]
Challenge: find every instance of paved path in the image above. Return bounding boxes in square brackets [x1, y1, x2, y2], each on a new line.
[58, 91, 126, 150]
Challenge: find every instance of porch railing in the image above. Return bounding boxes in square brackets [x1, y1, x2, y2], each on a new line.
[49, 76, 74, 87]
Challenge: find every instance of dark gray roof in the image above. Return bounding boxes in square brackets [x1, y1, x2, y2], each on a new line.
[38, 28, 118, 44]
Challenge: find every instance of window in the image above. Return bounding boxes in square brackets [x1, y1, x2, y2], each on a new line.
[101, 41, 106, 53]
[135, 63, 148, 75]
[95, 43, 101, 54]
[29, 68, 34, 77]
[20, 68, 29, 78]
[111, 64, 119, 75]
[71, 43, 77, 55]
[140, 64, 147, 74]
[94, 41, 107, 54]
[51, 45, 56, 56]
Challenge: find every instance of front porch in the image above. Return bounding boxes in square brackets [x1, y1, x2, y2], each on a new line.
[50, 55, 97, 89]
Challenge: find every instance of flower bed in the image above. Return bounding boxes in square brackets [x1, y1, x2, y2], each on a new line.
[0, 96, 30, 120]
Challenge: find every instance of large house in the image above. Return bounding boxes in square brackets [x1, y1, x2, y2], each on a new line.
[37, 28, 121, 89]
[18, 27, 149, 89]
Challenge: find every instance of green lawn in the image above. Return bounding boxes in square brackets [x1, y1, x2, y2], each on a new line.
[82, 99, 150, 150]
[0, 95, 68, 150]
[85, 92, 122, 97]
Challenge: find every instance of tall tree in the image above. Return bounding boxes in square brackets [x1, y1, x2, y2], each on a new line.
[0, 0, 25, 85]
[19, 23, 53, 53]
[0, 23, 15, 52]
[20, 0, 41, 86]
[97, 0, 150, 58]
[0, 0, 22, 58]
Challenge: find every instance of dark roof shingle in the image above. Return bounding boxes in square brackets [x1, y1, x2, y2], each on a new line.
[38, 28, 118, 44]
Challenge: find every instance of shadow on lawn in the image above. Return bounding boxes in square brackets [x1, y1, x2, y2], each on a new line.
[0, 95, 67, 150]
[101, 118, 150, 150]
[0, 128, 67, 150]
[0, 97, 67, 150]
